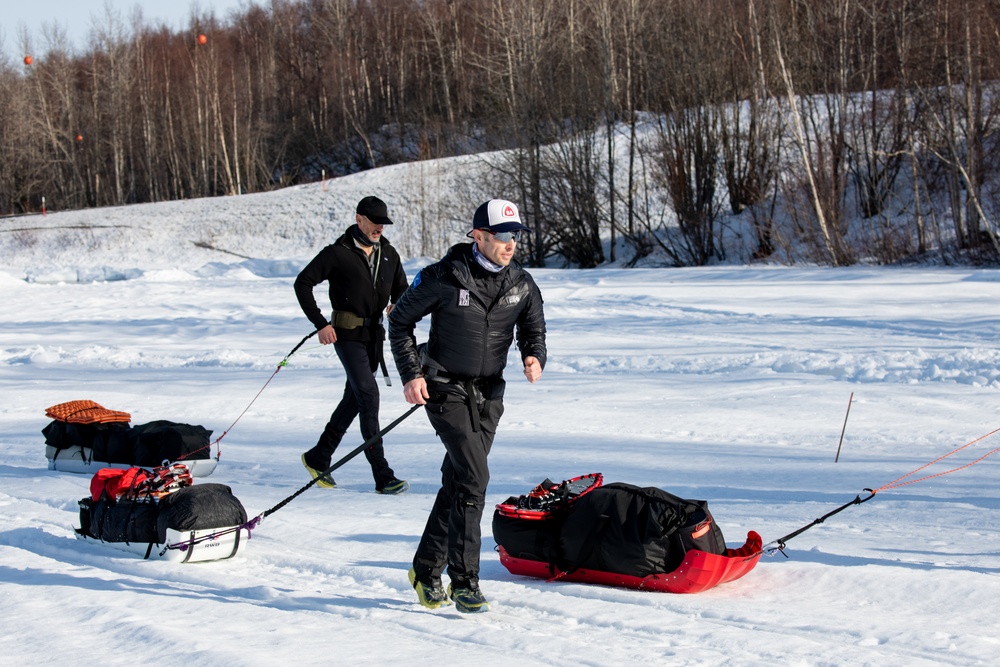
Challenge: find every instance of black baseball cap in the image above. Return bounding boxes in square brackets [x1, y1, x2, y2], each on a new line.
[357, 196, 393, 225]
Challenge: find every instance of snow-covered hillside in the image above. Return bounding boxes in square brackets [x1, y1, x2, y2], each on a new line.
[1, 152, 492, 282]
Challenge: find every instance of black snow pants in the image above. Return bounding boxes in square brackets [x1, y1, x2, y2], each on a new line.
[305, 338, 395, 490]
[413, 375, 505, 588]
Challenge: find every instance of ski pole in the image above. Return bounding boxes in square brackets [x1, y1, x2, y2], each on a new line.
[259, 404, 421, 520]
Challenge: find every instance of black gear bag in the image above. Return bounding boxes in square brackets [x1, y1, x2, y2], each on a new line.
[494, 480, 726, 578]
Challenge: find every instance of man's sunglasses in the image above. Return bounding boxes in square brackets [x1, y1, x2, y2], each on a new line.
[485, 230, 522, 243]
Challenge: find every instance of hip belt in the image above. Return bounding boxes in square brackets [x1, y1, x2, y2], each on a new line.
[332, 310, 378, 329]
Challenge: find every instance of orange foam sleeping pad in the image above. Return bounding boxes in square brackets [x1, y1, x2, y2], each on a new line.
[45, 399, 132, 424]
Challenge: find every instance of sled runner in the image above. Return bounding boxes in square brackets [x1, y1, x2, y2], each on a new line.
[497, 531, 762, 594]
[75, 522, 248, 563]
[493, 476, 762, 594]
[43, 402, 218, 477]
[76, 466, 247, 563]
[47, 445, 218, 477]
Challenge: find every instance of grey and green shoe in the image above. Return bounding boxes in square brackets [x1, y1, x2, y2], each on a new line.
[448, 584, 490, 614]
[408, 568, 451, 609]
[379, 478, 409, 495]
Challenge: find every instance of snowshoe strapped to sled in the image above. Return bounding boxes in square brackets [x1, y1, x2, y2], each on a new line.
[495, 473, 603, 520]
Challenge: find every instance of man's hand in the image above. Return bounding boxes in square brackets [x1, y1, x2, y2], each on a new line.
[318, 324, 337, 345]
[523, 356, 542, 383]
[403, 377, 429, 405]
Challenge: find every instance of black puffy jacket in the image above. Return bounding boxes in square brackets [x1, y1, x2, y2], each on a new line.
[294, 227, 409, 342]
[388, 243, 546, 383]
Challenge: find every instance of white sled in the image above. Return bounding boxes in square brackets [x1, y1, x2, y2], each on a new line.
[47, 445, 218, 477]
[76, 525, 248, 563]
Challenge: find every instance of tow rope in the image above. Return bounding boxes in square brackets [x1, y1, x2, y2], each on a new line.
[764, 425, 1000, 556]
[764, 489, 877, 556]
[170, 331, 319, 465]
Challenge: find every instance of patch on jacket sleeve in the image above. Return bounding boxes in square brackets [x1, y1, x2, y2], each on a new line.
[458, 289, 470, 307]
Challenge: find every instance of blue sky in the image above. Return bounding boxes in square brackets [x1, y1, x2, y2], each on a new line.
[2, 0, 252, 59]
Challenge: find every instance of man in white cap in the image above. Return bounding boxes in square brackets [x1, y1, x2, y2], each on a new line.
[295, 195, 410, 495]
[388, 199, 547, 613]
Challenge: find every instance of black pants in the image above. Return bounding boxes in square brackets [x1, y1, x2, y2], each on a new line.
[413, 378, 505, 588]
[305, 339, 395, 490]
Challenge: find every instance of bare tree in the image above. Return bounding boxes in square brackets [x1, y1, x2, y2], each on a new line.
[770, 0, 853, 266]
[721, 0, 782, 260]
[654, 107, 725, 266]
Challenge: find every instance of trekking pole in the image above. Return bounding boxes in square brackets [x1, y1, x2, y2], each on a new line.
[256, 404, 421, 521]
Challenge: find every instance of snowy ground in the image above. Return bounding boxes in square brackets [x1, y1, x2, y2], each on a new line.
[3, 177, 1000, 665]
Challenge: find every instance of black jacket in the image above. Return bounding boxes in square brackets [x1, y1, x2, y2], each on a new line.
[388, 243, 547, 383]
[294, 227, 409, 342]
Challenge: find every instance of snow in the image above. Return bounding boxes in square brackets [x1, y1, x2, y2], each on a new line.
[3, 162, 1000, 666]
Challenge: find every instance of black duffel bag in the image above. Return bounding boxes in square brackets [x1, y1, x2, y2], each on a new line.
[156, 484, 247, 543]
[558, 483, 726, 577]
[131, 420, 212, 467]
[494, 481, 727, 578]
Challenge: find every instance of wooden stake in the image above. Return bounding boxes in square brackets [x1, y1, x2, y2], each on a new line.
[835, 392, 854, 462]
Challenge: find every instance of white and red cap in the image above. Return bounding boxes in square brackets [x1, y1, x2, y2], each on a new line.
[471, 199, 531, 234]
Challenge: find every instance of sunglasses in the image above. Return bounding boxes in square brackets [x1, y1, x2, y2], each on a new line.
[485, 230, 522, 243]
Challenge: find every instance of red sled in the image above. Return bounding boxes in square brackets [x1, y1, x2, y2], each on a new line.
[498, 530, 763, 594]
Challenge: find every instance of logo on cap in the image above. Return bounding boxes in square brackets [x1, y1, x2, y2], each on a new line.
[502, 204, 516, 218]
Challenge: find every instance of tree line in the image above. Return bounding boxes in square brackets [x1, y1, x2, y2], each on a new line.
[1, 0, 999, 267]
